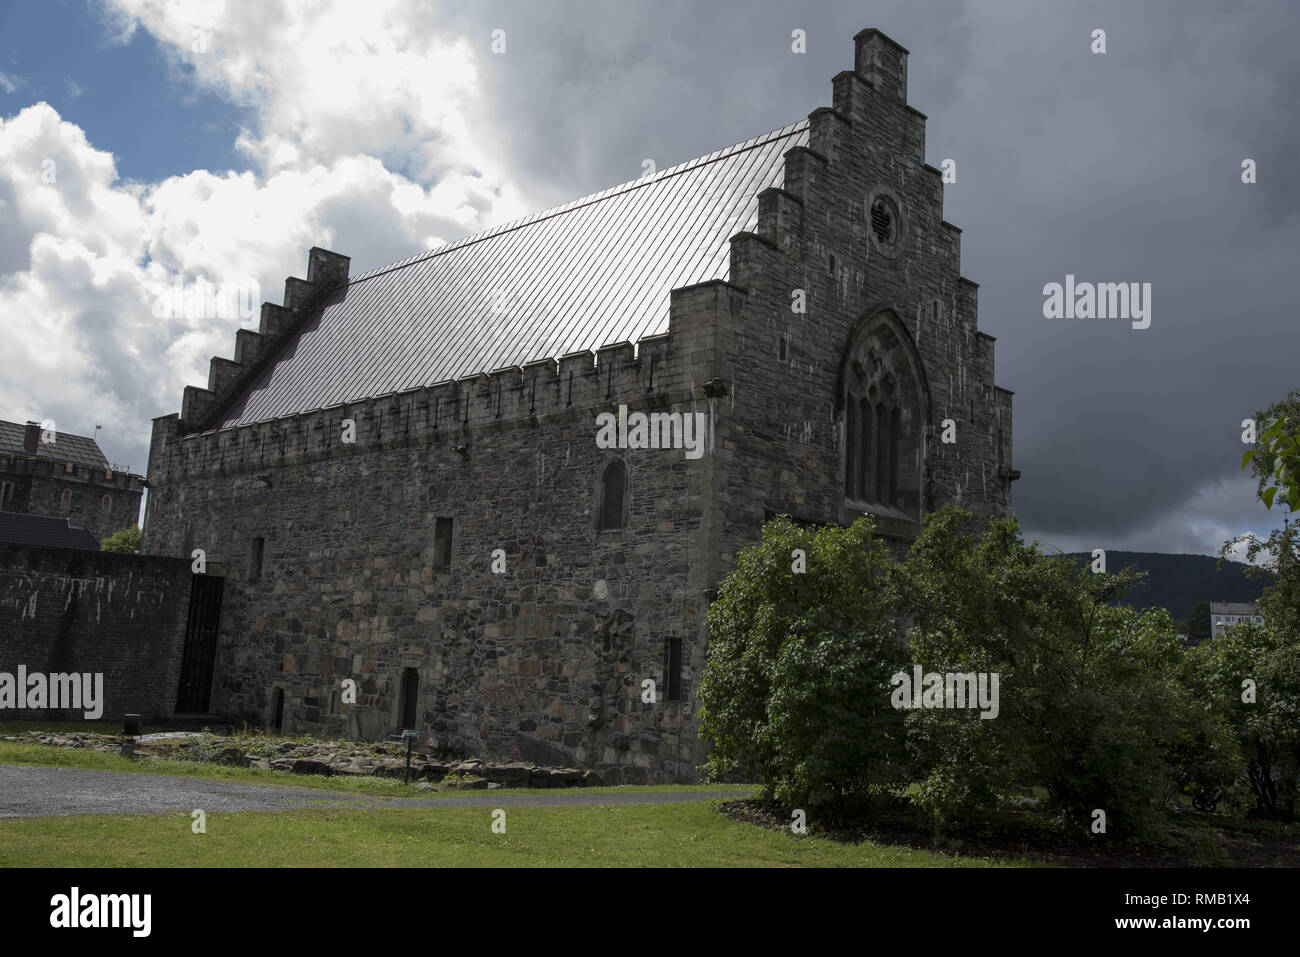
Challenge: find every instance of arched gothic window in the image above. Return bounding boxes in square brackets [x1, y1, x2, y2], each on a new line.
[841, 317, 925, 521]
[846, 350, 904, 508]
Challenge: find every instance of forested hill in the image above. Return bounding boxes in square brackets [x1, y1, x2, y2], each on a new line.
[1060, 551, 1272, 623]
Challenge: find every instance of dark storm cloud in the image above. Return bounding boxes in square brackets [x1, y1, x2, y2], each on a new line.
[439, 0, 1297, 554]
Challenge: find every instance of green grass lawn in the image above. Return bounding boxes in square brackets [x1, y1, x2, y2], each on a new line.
[0, 802, 1025, 867]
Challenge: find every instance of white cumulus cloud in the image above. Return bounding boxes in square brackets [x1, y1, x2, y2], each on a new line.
[0, 2, 538, 478]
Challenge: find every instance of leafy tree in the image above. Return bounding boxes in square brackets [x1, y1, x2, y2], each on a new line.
[1233, 391, 1300, 639]
[1185, 621, 1299, 819]
[100, 526, 142, 553]
[900, 508, 1194, 839]
[696, 515, 908, 814]
[1241, 390, 1300, 513]
[1181, 599, 1212, 643]
[1182, 389, 1300, 818]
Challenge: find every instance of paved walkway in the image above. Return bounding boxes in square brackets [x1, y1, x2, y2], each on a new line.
[0, 763, 751, 819]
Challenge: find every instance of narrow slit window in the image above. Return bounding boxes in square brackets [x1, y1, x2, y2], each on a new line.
[599, 461, 626, 530]
[433, 517, 454, 569]
[666, 638, 683, 701]
[250, 536, 265, 582]
[400, 668, 419, 730]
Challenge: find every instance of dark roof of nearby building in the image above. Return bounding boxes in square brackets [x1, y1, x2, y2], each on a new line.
[219, 120, 811, 427]
[0, 419, 110, 469]
[1210, 602, 1259, 615]
[0, 512, 101, 549]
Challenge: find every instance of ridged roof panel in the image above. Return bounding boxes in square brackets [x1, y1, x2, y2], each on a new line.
[219, 120, 809, 427]
[0, 420, 109, 469]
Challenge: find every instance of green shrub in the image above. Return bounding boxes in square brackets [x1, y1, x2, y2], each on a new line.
[696, 515, 908, 815]
[100, 526, 142, 553]
[899, 508, 1195, 839]
[1185, 620, 1300, 819]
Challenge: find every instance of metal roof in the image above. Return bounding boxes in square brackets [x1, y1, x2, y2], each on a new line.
[219, 120, 809, 427]
[0, 513, 100, 549]
[1210, 602, 1259, 615]
[0, 420, 110, 469]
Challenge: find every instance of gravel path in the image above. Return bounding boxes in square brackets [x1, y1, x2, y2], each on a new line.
[0, 763, 750, 818]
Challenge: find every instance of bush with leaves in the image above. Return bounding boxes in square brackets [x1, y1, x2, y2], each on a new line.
[1185, 620, 1300, 819]
[900, 508, 1198, 839]
[100, 526, 142, 553]
[1241, 390, 1300, 514]
[1233, 391, 1300, 640]
[696, 515, 908, 815]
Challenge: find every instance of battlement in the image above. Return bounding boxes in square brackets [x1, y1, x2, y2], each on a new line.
[0, 453, 145, 490]
[149, 309, 728, 485]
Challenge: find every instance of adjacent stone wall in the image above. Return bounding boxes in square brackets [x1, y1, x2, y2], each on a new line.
[0, 455, 145, 540]
[0, 545, 192, 722]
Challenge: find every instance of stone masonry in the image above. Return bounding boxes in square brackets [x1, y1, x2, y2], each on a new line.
[141, 29, 1015, 783]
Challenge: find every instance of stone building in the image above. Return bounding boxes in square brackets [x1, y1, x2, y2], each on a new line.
[0, 419, 144, 541]
[142, 29, 1016, 782]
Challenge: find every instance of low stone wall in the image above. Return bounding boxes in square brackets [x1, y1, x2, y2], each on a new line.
[0, 545, 193, 722]
[3, 731, 608, 789]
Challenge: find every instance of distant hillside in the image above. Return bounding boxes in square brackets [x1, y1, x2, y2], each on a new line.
[1060, 551, 1272, 624]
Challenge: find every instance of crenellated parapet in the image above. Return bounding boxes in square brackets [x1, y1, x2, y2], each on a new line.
[149, 287, 734, 486]
[0, 453, 145, 491]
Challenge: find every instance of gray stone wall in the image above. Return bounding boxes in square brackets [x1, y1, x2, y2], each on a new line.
[0, 455, 145, 540]
[0, 544, 191, 722]
[140, 29, 1014, 784]
[143, 329, 722, 783]
[711, 30, 1014, 567]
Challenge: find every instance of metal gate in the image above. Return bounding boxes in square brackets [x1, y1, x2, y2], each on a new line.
[176, 574, 224, 713]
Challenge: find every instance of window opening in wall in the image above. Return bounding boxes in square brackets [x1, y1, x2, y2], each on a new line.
[870, 196, 898, 245]
[433, 517, 454, 568]
[598, 461, 626, 531]
[250, 536, 265, 582]
[101, 495, 112, 508]
[400, 668, 419, 730]
[843, 327, 921, 519]
[60, 489, 71, 505]
[272, 688, 284, 732]
[666, 638, 683, 701]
